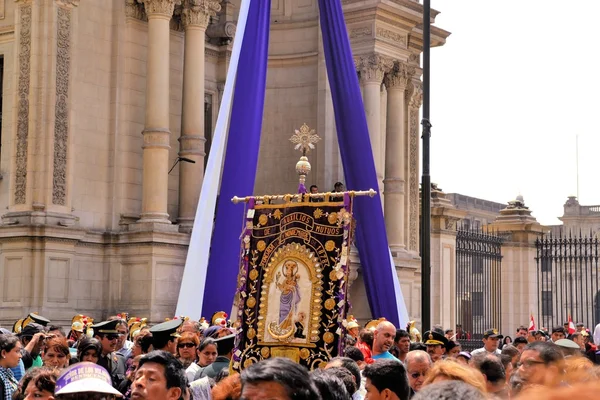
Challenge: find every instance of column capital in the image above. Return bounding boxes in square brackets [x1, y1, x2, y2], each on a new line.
[355, 54, 394, 84]
[182, 0, 221, 29]
[142, 0, 181, 19]
[408, 81, 423, 109]
[384, 61, 415, 90]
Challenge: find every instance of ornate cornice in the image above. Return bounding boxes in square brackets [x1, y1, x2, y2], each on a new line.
[355, 54, 394, 84]
[384, 61, 414, 90]
[141, 0, 181, 18]
[55, 0, 80, 8]
[182, 0, 220, 29]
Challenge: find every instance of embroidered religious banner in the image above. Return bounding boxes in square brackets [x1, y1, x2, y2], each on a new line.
[232, 195, 354, 371]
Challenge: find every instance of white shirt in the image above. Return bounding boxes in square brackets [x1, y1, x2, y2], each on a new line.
[186, 363, 202, 383]
[470, 347, 501, 357]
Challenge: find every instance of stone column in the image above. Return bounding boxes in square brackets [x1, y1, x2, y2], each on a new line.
[384, 62, 412, 254]
[356, 54, 393, 195]
[177, 0, 220, 231]
[490, 198, 544, 335]
[430, 186, 466, 329]
[139, 0, 179, 224]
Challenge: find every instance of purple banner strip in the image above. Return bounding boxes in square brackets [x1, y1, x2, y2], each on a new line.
[318, 0, 400, 326]
[202, 1, 272, 317]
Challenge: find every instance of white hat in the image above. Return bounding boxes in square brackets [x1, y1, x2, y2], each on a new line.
[55, 362, 123, 397]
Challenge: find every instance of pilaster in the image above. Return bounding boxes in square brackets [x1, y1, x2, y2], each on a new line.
[430, 186, 466, 330]
[490, 198, 544, 335]
[406, 80, 422, 254]
[5, 0, 79, 227]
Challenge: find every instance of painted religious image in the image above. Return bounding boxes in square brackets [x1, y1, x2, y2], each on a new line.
[266, 258, 312, 343]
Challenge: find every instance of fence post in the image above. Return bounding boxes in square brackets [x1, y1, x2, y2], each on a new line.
[430, 186, 466, 331]
[490, 197, 545, 335]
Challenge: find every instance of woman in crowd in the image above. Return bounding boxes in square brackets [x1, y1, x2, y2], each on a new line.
[197, 338, 218, 368]
[42, 337, 70, 369]
[177, 332, 200, 383]
[0, 334, 22, 399]
[501, 335, 513, 349]
[76, 338, 102, 364]
[23, 368, 60, 400]
[130, 331, 152, 359]
[422, 358, 487, 395]
[177, 332, 199, 369]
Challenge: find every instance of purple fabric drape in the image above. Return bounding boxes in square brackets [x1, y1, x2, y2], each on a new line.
[202, 0, 271, 317]
[318, 0, 400, 326]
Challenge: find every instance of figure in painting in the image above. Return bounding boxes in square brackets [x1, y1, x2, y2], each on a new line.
[275, 260, 302, 331]
[294, 312, 306, 339]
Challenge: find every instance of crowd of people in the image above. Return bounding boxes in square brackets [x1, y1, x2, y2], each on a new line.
[3, 312, 600, 399]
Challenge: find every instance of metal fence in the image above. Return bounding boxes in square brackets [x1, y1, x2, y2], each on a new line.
[535, 233, 600, 330]
[456, 228, 503, 342]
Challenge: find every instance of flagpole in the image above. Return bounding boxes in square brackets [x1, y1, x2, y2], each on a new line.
[421, 0, 432, 334]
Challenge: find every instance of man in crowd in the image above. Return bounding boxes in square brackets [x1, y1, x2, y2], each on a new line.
[240, 357, 320, 400]
[394, 329, 411, 363]
[513, 336, 528, 353]
[517, 341, 564, 388]
[132, 351, 187, 400]
[515, 326, 528, 338]
[371, 321, 399, 361]
[92, 319, 127, 389]
[405, 350, 432, 397]
[551, 326, 566, 342]
[363, 359, 410, 400]
[472, 354, 507, 397]
[422, 330, 447, 363]
[471, 329, 502, 356]
[149, 319, 182, 354]
[326, 357, 363, 399]
[444, 329, 454, 340]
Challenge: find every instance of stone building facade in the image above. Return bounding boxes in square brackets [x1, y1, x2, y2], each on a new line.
[0, 0, 449, 327]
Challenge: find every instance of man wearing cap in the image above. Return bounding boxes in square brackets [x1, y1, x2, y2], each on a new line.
[92, 320, 127, 389]
[18, 323, 46, 370]
[194, 333, 236, 380]
[149, 319, 182, 354]
[422, 330, 448, 363]
[471, 329, 502, 357]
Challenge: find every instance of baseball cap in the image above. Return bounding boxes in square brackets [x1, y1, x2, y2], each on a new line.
[55, 362, 122, 397]
[483, 329, 503, 339]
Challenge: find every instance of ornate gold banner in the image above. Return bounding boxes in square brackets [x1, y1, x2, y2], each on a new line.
[232, 197, 353, 371]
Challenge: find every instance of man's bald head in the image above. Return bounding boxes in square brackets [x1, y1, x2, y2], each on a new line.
[373, 321, 397, 355]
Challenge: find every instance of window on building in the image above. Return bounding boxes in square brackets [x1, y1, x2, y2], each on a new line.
[472, 291, 484, 316]
[473, 220, 481, 230]
[542, 291, 553, 316]
[462, 219, 471, 230]
[204, 93, 213, 170]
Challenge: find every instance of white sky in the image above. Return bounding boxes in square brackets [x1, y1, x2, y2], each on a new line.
[428, 1, 600, 225]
